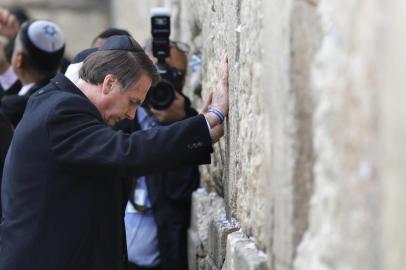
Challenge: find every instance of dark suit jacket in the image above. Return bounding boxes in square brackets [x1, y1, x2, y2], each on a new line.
[0, 74, 213, 270]
[0, 114, 12, 219]
[0, 79, 21, 99]
[146, 166, 199, 270]
[0, 77, 51, 127]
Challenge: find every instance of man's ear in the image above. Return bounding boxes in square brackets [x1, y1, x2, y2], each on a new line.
[15, 52, 24, 69]
[102, 74, 117, 95]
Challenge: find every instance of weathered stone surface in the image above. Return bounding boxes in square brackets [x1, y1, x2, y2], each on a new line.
[207, 213, 239, 268]
[294, 0, 383, 269]
[188, 189, 225, 270]
[173, 0, 319, 269]
[205, 256, 219, 270]
[379, 2, 406, 269]
[224, 231, 268, 270]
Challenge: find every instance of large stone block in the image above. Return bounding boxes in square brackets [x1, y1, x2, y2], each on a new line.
[294, 0, 383, 269]
[207, 213, 239, 269]
[377, 1, 406, 269]
[224, 231, 268, 270]
[205, 256, 219, 270]
[188, 189, 225, 270]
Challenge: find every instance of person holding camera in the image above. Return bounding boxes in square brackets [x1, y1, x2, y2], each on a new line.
[0, 34, 228, 270]
[122, 39, 201, 269]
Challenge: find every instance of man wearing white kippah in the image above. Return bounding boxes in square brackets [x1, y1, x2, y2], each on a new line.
[0, 18, 65, 128]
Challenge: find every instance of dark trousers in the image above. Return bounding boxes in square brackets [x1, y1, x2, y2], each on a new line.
[128, 262, 161, 270]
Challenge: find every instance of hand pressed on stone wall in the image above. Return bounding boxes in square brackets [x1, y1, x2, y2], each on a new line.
[0, 8, 20, 39]
[211, 52, 229, 116]
[202, 52, 228, 143]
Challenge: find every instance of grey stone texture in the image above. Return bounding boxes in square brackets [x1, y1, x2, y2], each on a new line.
[223, 231, 268, 270]
[294, 0, 383, 269]
[379, 2, 406, 268]
[207, 213, 239, 269]
[173, 0, 319, 269]
[171, 0, 406, 269]
[188, 189, 226, 270]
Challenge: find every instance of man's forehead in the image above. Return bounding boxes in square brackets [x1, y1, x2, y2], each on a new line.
[128, 75, 152, 93]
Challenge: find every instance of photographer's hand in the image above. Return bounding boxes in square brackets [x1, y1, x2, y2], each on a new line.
[150, 91, 186, 124]
[0, 8, 20, 39]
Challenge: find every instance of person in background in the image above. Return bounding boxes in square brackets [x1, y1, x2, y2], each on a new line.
[0, 6, 29, 99]
[123, 39, 198, 269]
[92, 27, 131, 48]
[0, 37, 20, 99]
[0, 16, 65, 128]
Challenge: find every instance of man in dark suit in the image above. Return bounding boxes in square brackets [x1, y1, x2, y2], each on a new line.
[0, 35, 228, 270]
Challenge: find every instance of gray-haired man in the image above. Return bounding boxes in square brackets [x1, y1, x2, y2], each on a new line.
[0, 35, 228, 270]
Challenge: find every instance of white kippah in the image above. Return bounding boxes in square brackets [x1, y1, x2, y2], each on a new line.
[27, 20, 65, 53]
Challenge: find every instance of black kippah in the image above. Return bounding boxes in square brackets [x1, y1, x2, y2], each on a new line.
[98, 35, 144, 53]
[71, 48, 98, 64]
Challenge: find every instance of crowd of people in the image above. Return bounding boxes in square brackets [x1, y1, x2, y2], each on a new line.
[0, 6, 228, 270]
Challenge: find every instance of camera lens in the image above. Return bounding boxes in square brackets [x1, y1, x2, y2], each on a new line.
[146, 80, 175, 110]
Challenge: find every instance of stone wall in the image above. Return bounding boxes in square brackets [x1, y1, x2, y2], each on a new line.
[168, 0, 406, 270]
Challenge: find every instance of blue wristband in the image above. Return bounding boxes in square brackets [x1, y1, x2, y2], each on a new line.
[208, 107, 225, 124]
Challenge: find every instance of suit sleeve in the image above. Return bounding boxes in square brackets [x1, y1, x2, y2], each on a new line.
[47, 95, 213, 178]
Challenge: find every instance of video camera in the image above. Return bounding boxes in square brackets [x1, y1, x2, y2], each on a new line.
[143, 8, 183, 110]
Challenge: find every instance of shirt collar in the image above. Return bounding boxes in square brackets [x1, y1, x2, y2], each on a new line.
[18, 82, 35, 96]
[137, 107, 157, 130]
[0, 67, 19, 91]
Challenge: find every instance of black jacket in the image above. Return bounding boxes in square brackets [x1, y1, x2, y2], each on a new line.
[0, 114, 12, 219]
[0, 74, 213, 270]
[0, 77, 51, 127]
[0, 79, 21, 99]
[146, 166, 199, 270]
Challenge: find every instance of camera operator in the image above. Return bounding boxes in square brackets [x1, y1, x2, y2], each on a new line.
[121, 9, 204, 270]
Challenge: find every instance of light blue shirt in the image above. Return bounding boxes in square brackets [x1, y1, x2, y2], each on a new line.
[125, 107, 160, 266]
